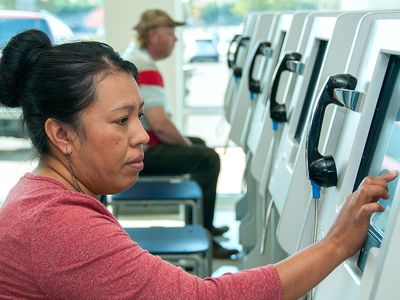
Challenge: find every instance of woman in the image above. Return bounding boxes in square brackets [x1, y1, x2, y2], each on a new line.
[0, 30, 396, 299]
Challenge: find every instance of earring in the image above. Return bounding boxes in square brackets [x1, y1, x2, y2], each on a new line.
[66, 154, 82, 193]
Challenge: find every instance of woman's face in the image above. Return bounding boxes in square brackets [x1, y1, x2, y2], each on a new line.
[71, 71, 149, 195]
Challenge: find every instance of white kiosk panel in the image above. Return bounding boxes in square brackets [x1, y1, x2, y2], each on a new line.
[276, 13, 400, 300]
[229, 13, 291, 146]
[223, 13, 259, 123]
[276, 12, 400, 256]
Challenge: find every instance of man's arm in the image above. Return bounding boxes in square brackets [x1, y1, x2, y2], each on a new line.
[145, 107, 191, 145]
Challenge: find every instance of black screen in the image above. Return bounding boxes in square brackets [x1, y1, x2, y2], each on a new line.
[294, 39, 328, 143]
[355, 55, 400, 271]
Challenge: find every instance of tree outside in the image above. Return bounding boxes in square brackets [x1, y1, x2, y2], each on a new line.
[188, 0, 340, 26]
[0, 0, 102, 13]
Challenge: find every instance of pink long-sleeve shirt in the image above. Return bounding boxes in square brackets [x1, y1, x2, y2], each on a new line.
[0, 174, 282, 299]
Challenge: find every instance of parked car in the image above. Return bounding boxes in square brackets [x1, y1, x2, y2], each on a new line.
[0, 10, 74, 137]
[0, 10, 73, 49]
[190, 38, 219, 62]
[184, 32, 220, 63]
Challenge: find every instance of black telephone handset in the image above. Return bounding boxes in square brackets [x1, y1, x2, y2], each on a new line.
[269, 52, 303, 125]
[248, 41, 272, 95]
[227, 34, 240, 69]
[232, 36, 250, 79]
[306, 74, 358, 188]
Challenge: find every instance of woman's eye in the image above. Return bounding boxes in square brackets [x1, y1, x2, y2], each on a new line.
[117, 117, 129, 125]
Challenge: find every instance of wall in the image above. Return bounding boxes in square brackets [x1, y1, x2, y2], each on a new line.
[104, 0, 185, 128]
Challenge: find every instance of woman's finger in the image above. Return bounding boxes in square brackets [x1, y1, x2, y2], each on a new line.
[360, 170, 398, 188]
[359, 202, 385, 218]
[354, 185, 390, 205]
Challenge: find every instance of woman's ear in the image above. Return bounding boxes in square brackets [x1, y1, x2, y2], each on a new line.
[44, 118, 75, 155]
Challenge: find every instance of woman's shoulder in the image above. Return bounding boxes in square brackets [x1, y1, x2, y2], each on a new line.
[13, 174, 122, 246]
[4, 173, 114, 224]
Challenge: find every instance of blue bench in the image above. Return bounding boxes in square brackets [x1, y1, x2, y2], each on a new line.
[110, 180, 203, 225]
[124, 225, 212, 277]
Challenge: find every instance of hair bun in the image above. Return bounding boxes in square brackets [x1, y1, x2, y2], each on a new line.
[0, 29, 51, 108]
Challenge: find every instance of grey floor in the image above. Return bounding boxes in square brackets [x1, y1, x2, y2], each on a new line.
[211, 197, 243, 276]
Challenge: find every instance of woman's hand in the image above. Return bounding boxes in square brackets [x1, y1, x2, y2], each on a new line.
[324, 170, 398, 261]
[276, 171, 398, 300]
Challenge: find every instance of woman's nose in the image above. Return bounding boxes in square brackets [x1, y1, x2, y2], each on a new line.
[139, 122, 150, 145]
[129, 119, 149, 146]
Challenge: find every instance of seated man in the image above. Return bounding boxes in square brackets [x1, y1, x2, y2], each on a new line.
[122, 9, 238, 259]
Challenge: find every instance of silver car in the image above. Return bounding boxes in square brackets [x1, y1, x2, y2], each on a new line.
[0, 10, 74, 137]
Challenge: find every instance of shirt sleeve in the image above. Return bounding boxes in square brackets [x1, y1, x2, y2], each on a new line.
[140, 84, 168, 110]
[31, 195, 282, 299]
[137, 69, 167, 110]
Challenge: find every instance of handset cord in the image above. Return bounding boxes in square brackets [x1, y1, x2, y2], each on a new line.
[306, 182, 321, 300]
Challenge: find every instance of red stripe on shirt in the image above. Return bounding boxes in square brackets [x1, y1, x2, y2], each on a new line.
[138, 70, 164, 87]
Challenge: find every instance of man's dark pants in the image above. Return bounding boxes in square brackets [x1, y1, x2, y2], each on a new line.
[141, 137, 220, 231]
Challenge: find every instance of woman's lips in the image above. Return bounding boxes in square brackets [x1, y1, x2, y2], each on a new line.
[126, 161, 143, 171]
[126, 156, 144, 171]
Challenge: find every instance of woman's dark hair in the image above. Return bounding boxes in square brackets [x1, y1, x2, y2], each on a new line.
[0, 29, 138, 156]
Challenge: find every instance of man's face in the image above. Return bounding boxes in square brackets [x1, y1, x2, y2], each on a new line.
[149, 26, 177, 59]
